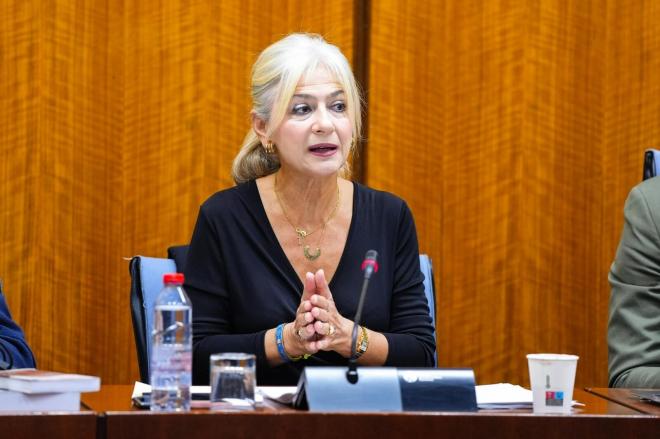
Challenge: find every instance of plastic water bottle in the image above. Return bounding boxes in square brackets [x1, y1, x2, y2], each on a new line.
[150, 272, 192, 412]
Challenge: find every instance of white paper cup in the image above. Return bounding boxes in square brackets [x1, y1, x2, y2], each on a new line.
[527, 353, 579, 414]
[209, 353, 256, 411]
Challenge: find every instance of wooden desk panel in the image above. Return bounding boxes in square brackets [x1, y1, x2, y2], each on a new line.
[0, 412, 97, 439]
[82, 386, 658, 439]
[102, 411, 659, 439]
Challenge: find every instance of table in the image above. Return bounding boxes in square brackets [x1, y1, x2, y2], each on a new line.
[585, 387, 660, 416]
[80, 385, 659, 439]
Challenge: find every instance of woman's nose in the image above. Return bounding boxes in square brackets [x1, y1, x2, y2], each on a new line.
[312, 107, 334, 133]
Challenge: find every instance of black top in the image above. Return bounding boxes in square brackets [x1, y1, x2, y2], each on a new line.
[184, 180, 435, 385]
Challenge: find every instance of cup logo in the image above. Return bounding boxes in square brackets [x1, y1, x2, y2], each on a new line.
[545, 391, 564, 406]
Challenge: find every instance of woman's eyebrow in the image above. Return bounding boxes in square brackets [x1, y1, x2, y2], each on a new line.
[292, 90, 345, 100]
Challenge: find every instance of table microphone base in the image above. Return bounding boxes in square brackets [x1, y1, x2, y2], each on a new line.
[294, 367, 477, 412]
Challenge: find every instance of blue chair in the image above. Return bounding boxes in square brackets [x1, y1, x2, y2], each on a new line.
[129, 246, 186, 383]
[419, 254, 437, 366]
[643, 149, 660, 180]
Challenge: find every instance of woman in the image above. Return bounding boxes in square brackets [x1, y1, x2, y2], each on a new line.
[184, 33, 435, 386]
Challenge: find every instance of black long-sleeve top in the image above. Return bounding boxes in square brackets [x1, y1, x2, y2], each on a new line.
[184, 180, 435, 385]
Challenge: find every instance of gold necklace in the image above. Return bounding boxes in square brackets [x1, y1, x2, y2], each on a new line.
[274, 174, 340, 261]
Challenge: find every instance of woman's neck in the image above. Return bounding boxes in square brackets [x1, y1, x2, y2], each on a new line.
[273, 170, 340, 230]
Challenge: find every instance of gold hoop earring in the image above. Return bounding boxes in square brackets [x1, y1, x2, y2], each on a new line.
[264, 141, 275, 154]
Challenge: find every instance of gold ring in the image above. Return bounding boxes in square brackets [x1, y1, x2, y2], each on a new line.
[327, 323, 336, 336]
[296, 327, 305, 340]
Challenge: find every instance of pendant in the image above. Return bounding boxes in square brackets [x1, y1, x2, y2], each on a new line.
[303, 245, 321, 261]
[295, 228, 308, 246]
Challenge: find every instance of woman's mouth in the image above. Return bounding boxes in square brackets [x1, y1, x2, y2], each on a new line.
[308, 143, 338, 157]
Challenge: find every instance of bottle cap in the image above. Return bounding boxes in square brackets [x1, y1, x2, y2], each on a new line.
[163, 273, 184, 285]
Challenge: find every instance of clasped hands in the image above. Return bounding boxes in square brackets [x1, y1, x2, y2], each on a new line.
[285, 269, 354, 358]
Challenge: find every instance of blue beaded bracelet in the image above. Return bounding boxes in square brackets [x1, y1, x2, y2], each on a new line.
[275, 323, 308, 362]
[275, 323, 290, 362]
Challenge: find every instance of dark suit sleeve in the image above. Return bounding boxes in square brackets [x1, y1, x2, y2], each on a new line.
[608, 180, 660, 387]
[0, 291, 36, 369]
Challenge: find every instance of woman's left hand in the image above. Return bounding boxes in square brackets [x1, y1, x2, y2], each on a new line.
[306, 269, 355, 358]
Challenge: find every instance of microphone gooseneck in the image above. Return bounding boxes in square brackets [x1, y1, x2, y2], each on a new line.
[347, 250, 378, 384]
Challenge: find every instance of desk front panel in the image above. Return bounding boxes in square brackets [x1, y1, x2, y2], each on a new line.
[0, 412, 97, 439]
[82, 386, 658, 439]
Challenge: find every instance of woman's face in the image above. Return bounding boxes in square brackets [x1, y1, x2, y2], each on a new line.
[270, 68, 353, 178]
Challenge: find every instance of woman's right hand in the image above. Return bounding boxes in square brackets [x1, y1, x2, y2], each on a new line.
[286, 272, 319, 357]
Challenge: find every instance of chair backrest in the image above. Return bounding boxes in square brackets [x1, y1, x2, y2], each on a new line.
[643, 149, 660, 180]
[419, 254, 438, 367]
[129, 256, 178, 383]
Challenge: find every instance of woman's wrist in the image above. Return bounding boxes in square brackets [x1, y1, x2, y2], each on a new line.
[284, 323, 306, 357]
[275, 323, 309, 362]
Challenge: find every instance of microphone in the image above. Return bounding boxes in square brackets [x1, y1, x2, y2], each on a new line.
[346, 250, 378, 384]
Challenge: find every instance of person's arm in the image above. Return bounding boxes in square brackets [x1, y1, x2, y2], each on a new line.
[608, 181, 660, 388]
[184, 205, 270, 384]
[381, 201, 436, 367]
[0, 288, 36, 369]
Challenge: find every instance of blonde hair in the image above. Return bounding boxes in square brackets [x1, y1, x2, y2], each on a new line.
[231, 33, 362, 184]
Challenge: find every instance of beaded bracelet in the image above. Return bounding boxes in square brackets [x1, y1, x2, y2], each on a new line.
[275, 323, 309, 362]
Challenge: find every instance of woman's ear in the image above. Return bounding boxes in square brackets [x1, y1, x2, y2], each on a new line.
[252, 112, 269, 146]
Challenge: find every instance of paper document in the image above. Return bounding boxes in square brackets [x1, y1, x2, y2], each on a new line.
[476, 383, 534, 409]
[476, 383, 583, 409]
[132, 382, 272, 406]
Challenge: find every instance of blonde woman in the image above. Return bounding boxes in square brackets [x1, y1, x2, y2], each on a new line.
[184, 34, 435, 385]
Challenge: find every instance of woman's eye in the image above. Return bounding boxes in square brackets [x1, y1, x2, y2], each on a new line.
[331, 101, 346, 112]
[291, 104, 311, 115]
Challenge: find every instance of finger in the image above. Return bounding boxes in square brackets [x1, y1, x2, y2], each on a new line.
[303, 323, 316, 338]
[310, 306, 330, 321]
[302, 272, 316, 300]
[296, 299, 312, 314]
[313, 320, 327, 335]
[310, 294, 329, 310]
[304, 340, 320, 354]
[310, 337, 330, 351]
[314, 269, 332, 299]
[294, 307, 314, 329]
[294, 323, 315, 341]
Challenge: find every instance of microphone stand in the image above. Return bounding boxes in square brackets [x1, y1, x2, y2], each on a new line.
[346, 251, 378, 384]
[346, 276, 370, 384]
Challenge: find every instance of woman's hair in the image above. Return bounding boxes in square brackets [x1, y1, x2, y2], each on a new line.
[231, 33, 362, 184]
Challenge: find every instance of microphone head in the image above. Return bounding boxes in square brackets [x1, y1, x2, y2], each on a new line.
[361, 250, 379, 273]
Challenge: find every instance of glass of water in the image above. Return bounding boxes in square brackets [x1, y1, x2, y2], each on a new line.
[209, 352, 256, 411]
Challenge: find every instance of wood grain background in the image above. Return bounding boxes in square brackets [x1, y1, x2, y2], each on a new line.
[1, 0, 658, 386]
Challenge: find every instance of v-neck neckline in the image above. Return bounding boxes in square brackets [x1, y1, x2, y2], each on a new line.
[249, 179, 358, 293]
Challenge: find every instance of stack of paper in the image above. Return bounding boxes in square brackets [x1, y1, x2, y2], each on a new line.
[0, 368, 100, 411]
[476, 383, 533, 409]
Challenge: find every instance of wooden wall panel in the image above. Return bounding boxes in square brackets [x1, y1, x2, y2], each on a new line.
[1, 0, 354, 383]
[4, 0, 658, 388]
[368, 0, 660, 387]
[0, 0, 126, 378]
